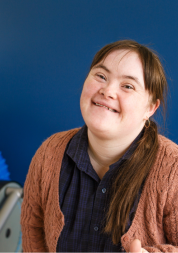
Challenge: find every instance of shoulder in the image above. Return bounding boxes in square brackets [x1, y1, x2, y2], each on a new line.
[26, 128, 81, 188]
[158, 134, 178, 159]
[154, 135, 178, 187]
[38, 128, 81, 153]
[29, 127, 81, 172]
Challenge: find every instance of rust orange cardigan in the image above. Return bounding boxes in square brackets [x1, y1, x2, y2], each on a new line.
[21, 128, 178, 252]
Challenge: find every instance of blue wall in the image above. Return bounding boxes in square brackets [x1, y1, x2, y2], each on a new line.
[1, 0, 178, 185]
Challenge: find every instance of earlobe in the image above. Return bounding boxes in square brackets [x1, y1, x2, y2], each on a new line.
[145, 118, 151, 128]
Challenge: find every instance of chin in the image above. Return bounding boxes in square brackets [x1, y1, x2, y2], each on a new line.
[87, 121, 114, 138]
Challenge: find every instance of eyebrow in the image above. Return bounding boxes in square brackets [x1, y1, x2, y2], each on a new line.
[92, 64, 111, 73]
[122, 75, 142, 87]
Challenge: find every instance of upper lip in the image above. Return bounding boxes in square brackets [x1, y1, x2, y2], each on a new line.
[92, 100, 119, 113]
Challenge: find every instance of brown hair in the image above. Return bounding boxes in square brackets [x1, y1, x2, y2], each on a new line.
[90, 40, 167, 244]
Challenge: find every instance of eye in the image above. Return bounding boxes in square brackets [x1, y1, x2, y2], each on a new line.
[96, 74, 106, 81]
[123, 84, 134, 90]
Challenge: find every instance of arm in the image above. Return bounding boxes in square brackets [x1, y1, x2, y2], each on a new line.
[129, 162, 178, 253]
[21, 144, 48, 252]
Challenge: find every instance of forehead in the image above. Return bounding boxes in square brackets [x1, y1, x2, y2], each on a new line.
[102, 49, 142, 69]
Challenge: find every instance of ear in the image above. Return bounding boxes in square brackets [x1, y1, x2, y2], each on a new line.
[145, 99, 160, 119]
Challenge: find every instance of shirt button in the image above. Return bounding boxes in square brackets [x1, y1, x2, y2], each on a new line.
[102, 188, 106, 193]
[94, 226, 98, 231]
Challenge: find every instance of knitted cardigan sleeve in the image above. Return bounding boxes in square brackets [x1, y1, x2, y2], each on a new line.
[20, 136, 53, 252]
[121, 135, 178, 253]
[21, 129, 80, 252]
[144, 137, 178, 252]
[145, 156, 178, 253]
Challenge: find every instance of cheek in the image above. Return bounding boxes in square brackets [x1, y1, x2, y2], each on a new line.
[80, 91, 85, 111]
[81, 81, 98, 100]
[80, 88, 89, 108]
[80, 86, 92, 112]
[120, 97, 148, 118]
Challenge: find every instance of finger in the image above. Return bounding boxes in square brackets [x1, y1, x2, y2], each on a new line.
[141, 248, 149, 253]
[130, 239, 142, 253]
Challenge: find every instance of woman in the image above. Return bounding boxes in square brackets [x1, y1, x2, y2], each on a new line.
[21, 40, 178, 252]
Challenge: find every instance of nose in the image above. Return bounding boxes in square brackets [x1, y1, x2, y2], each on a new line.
[99, 83, 117, 99]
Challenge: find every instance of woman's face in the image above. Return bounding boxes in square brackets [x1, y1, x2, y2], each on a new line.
[80, 49, 159, 141]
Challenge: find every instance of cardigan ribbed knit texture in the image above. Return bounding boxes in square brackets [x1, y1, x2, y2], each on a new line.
[21, 128, 178, 252]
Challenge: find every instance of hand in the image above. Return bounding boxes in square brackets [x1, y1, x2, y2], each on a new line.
[129, 239, 148, 253]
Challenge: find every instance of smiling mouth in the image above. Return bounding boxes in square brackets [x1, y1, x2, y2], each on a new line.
[94, 103, 118, 113]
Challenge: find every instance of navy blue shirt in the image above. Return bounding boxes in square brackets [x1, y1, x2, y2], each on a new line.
[57, 125, 143, 252]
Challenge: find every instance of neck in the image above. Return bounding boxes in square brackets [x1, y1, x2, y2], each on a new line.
[87, 127, 142, 168]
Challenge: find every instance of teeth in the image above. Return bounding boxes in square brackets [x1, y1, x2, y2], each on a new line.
[108, 108, 115, 112]
[95, 103, 116, 112]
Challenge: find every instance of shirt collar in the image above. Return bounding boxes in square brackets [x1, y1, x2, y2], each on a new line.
[66, 125, 90, 172]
